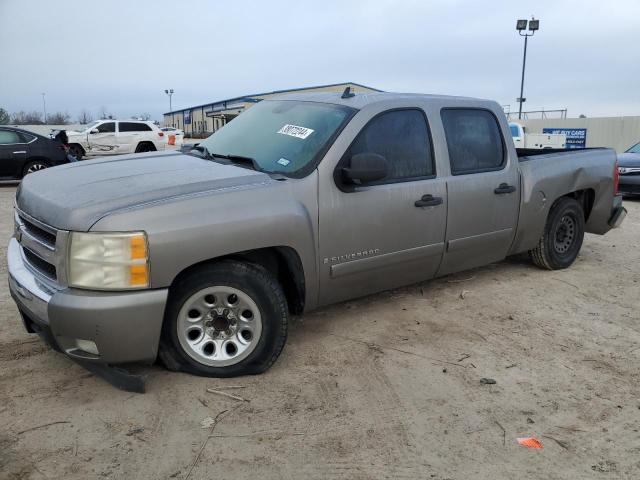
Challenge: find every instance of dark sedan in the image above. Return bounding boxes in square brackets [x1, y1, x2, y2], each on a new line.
[618, 141, 640, 196]
[0, 126, 72, 180]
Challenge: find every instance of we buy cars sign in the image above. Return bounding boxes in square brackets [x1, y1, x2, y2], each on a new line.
[543, 128, 587, 149]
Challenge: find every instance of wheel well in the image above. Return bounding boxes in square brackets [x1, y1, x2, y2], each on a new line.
[560, 188, 595, 221]
[136, 141, 157, 152]
[69, 143, 85, 154]
[25, 156, 51, 165]
[170, 247, 305, 314]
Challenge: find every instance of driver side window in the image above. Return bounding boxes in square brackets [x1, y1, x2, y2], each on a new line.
[346, 109, 435, 183]
[97, 122, 115, 133]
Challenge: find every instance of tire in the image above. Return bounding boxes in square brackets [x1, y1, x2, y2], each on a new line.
[22, 160, 49, 177]
[69, 144, 84, 160]
[158, 260, 289, 377]
[135, 142, 156, 153]
[529, 196, 585, 270]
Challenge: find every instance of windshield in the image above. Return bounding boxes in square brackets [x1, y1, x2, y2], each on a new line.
[509, 124, 520, 137]
[83, 121, 101, 132]
[626, 142, 640, 153]
[197, 100, 355, 176]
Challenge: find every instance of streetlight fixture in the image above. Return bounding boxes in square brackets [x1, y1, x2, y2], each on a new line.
[515, 17, 539, 120]
[164, 89, 174, 126]
[41, 93, 47, 124]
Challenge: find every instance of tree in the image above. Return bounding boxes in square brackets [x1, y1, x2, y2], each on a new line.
[77, 109, 94, 124]
[97, 106, 110, 120]
[47, 111, 71, 125]
[0, 108, 9, 125]
[11, 111, 43, 125]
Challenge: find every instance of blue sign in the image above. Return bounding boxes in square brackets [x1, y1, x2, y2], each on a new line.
[183, 111, 191, 125]
[542, 128, 587, 149]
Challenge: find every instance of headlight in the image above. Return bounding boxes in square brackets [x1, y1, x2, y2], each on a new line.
[68, 232, 149, 290]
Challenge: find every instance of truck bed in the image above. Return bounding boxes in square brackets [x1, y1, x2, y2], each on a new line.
[510, 147, 618, 255]
[516, 147, 606, 159]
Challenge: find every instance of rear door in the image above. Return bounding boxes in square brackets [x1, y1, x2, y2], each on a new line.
[88, 121, 117, 154]
[437, 108, 519, 275]
[0, 129, 27, 178]
[318, 107, 447, 305]
[118, 122, 140, 153]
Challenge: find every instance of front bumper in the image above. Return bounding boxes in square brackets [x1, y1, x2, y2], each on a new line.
[619, 175, 640, 195]
[8, 238, 168, 390]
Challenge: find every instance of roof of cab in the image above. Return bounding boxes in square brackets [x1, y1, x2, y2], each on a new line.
[275, 91, 491, 109]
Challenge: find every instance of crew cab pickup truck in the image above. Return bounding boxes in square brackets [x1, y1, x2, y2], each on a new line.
[8, 91, 626, 390]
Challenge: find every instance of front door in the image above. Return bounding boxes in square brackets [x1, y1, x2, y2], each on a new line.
[318, 108, 447, 305]
[88, 121, 117, 154]
[438, 108, 520, 276]
[0, 129, 26, 178]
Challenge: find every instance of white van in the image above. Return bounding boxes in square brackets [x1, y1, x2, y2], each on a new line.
[67, 120, 165, 159]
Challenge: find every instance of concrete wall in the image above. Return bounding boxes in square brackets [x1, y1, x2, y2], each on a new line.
[520, 117, 640, 153]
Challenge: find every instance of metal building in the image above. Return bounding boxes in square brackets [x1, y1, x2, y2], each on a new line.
[163, 82, 380, 137]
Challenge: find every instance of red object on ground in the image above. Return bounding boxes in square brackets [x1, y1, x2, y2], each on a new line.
[517, 437, 543, 449]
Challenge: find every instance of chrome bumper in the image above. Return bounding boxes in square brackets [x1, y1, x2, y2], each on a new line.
[8, 236, 169, 392]
[7, 238, 57, 326]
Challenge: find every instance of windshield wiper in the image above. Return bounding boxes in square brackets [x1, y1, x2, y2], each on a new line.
[210, 152, 261, 172]
[188, 144, 212, 158]
[188, 146, 264, 173]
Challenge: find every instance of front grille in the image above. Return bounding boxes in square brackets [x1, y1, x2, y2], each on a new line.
[21, 217, 56, 247]
[16, 210, 61, 283]
[23, 248, 57, 279]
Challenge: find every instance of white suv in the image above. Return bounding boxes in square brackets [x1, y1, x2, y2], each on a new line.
[67, 120, 165, 159]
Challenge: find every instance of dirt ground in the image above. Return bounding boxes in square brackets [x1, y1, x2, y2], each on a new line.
[0, 184, 638, 480]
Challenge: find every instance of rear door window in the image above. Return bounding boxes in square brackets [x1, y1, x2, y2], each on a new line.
[0, 130, 21, 144]
[441, 109, 505, 175]
[119, 122, 152, 132]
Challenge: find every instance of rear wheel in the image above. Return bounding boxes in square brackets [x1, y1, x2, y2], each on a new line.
[529, 196, 585, 270]
[158, 260, 289, 377]
[135, 142, 156, 153]
[22, 160, 49, 177]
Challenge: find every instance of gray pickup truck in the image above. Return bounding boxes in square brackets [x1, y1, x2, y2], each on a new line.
[8, 91, 626, 390]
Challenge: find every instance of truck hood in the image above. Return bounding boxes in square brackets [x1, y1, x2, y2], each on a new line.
[617, 152, 640, 167]
[17, 151, 272, 231]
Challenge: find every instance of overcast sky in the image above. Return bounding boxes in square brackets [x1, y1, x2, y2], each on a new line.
[1, 0, 639, 123]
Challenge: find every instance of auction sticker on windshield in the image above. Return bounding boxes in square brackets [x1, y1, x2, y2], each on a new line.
[277, 124, 314, 139]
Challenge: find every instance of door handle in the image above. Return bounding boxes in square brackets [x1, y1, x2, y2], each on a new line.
[494, 183, 516, 194]
[12, 151, 26, 154]
[415, 194, 443, 207]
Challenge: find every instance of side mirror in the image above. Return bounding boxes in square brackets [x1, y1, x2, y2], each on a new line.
[342, 153, 389, 185]
[90, 128, 99, 134]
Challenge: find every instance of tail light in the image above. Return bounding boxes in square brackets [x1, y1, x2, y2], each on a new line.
[613, 159, 619, 195]
[158, 132, 164, 137]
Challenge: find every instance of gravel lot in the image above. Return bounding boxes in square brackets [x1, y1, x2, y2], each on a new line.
[1, 184, 638, 480]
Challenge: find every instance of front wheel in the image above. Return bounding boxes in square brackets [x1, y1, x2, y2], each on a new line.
[158, 261, 289, 377]
[69, 144, 84, 160]
[529, 196, 585, 270]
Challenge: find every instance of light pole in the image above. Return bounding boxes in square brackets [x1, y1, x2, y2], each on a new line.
[516, 17, 539, 120]
[164, 89, 174, 126]
[41, 93, 47, 123]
